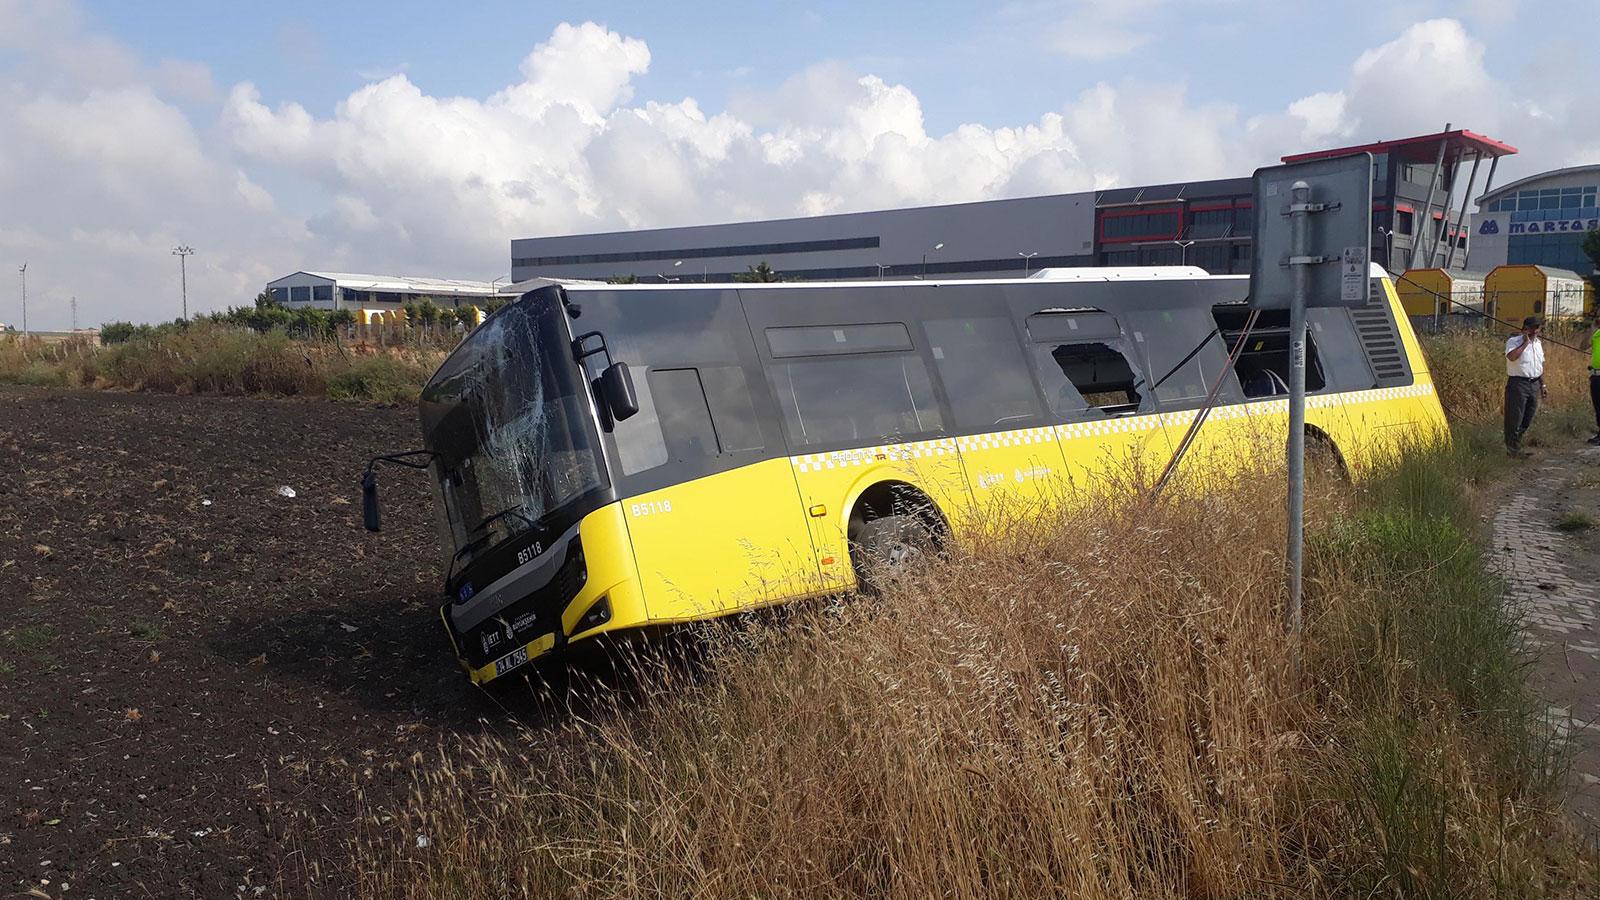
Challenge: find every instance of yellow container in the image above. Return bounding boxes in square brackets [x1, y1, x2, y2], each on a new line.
[1485, 265, 1593, 328]
[1397, 268, 1486, 318]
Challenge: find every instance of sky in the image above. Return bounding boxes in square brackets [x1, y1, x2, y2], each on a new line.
[1, 0, 1597, 329]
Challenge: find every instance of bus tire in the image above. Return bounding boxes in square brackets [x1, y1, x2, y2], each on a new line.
[1306, 427, 1349, 483]
[850, 514, 938, 593]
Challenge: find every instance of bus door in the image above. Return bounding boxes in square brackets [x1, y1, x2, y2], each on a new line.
[582, 288, 824, 620]
[918, 314, 1070, 529]
[749, 290, 973, 591]
[1023, 311, 1174, 497]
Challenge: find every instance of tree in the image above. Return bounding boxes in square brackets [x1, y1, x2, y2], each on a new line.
[455, 305, 480, 327]
[734, 261, 781, 283]
[327, 308, 356, 329]
[606, 274, 639, 284]
[255, 291, 281, 309]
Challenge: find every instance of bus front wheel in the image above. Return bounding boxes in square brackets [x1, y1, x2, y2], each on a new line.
[850, 514, 939, 594]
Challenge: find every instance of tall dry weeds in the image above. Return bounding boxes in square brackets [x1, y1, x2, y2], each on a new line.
[340, 435, 1598, 898]
[324, 458, 1353, 895]
[1, 325, 445, 402]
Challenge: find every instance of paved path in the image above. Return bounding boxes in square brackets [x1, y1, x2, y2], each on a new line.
[1486, 446, 1600, 830]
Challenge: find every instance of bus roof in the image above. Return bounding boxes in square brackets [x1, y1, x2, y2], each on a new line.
[558, 269, 1250, 293]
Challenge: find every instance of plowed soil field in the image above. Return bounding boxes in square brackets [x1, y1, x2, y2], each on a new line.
[0, 386, 535, 897]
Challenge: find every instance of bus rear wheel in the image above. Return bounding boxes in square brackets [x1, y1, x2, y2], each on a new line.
[850, 514, 939, 594]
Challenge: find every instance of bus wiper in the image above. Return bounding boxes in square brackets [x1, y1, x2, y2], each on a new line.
[445, 506, 537, 595]
[470, 504, 536, 537]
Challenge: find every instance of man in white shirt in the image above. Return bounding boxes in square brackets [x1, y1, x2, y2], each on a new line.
[1504, 315, 1547, 457]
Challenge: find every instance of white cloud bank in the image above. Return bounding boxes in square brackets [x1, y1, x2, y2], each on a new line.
[0, 7, 1595, 329]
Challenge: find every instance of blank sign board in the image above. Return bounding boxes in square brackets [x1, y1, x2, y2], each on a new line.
[1249, 153, 1373, 310]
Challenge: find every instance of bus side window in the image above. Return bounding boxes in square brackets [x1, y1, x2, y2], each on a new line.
[649, 368, 719, 462]
[767, 354, 943, 447]
[1211, 305, 1327, 398]
[1033, 342, 1146, 417]
[700, 365, 764, 452]
[923, 317, 1044, 430]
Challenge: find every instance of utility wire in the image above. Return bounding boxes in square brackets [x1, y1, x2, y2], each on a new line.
[1152, 309, 1260, 496]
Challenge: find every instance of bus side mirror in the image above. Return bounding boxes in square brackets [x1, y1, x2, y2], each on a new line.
[601, 362, 639, 422]
[362, 469, 382, 532]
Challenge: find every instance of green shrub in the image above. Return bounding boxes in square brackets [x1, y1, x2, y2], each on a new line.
[327, 354, 430, 403]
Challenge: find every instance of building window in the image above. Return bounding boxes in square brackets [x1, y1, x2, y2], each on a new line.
[1138, 246, 1182, 266]
[1190, 244, 1230, 273]
[268, 287, 288, 304]
[512, 235, 880, 269]
[1187, 208, 1233, 239]
[1101, 210, 1180, 240]
[289, 286, 311, 302]
[1395, 211, 1414, 235]
[312, 285, 332, 302]
[1232, 206, 1254, 236]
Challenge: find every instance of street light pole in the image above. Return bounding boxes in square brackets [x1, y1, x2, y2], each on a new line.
[71, 296, 77, 331]
[1173, 239, 1196, 266]
[172, 246, 194, 320]
[921, 241, 945, 280]
[18, 263, 26, 338]
[1017, 251, 1038, 277]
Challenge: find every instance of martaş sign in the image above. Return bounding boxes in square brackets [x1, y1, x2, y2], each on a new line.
[1507, 217, 1600, 234]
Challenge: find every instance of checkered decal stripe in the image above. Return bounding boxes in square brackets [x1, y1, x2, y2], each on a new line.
[791, 438, 959, 474]
[955, 427, 1056, 452]
[787, 382, 1435, 470]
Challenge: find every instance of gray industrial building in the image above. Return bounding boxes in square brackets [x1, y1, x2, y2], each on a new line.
[509, 193, 1098, 284]
[507, 128, 1517, 285]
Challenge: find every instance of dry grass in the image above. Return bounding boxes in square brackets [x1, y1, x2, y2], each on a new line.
[343, 445, 1593, 898]
[1423, 326, 1593, 436]
[0, 327, 444, 402]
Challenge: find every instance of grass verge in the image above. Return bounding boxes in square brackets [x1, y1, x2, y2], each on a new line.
[0, 326, 444, 402]
[345, 438, 1594, 897]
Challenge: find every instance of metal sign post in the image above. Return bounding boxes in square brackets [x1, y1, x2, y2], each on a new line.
[1250, 154, 1373, 640]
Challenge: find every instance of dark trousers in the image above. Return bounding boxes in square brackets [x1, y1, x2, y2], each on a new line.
[1505, 376, 1541, 450]
[1590, 372, 1600, 431]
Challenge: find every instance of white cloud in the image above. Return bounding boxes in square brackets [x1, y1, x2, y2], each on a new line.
[1031, 0, 1171, 61]
[1, 6, 1597, 330]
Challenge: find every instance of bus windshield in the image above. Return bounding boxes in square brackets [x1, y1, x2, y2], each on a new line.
[419, 294, 605, 566]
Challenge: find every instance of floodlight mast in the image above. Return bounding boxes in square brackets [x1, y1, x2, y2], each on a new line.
[172, 246, 195, 320]
[17, 262, 26, 338]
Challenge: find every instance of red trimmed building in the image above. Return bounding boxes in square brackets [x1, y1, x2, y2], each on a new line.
[1094, 129, 1517, 274]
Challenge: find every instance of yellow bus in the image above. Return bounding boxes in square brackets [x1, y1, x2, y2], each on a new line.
[366, 267, 1444, 686]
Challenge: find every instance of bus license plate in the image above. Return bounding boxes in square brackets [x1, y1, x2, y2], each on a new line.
[494, 645, 529, 678]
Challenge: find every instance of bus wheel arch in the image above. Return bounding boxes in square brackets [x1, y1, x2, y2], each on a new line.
[1305, 424, 1350, 481]
[845, 480, 948, 592]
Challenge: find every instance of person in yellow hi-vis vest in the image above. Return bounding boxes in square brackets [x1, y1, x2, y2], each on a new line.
[1586, 317, 1600, 446]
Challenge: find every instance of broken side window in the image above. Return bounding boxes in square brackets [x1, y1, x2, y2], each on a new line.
[1025, 312, 1151, 419]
